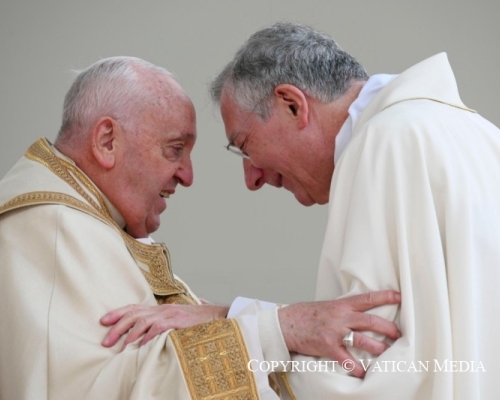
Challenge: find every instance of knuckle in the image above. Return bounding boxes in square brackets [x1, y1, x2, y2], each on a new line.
[151, 322, 160, 330]
[124, 336, 134, 345]
[366, 313, 377, 327]
[124, 307, 142, 318]
[154, 321, 169, 331]
[129, 304, 142, 313]
[356, 333, 368, 347]
[373, 342, 388, 356]
[391, 290, 401, 303]
[365, 292, 374, 304]
[159, 321, 170, 330]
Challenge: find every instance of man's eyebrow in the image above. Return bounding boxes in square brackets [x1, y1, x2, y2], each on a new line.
[175, 132, 196, 141]
[161, 132, 195, 147]
[228, 129, 243, 146]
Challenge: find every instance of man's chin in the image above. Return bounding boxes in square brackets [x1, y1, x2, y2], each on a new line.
[294, 192, 316, 207]
[126, 216, 161, 238]
[283, 182, 316, 206]
[145, 217, 162, 235]
[125, 224, 149, 239]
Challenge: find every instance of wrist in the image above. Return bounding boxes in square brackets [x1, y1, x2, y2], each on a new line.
[278, 305, 296, 353]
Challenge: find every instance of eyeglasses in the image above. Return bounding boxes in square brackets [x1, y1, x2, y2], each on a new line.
[224, 102, 262, 160]
[226, 143, 250, 159]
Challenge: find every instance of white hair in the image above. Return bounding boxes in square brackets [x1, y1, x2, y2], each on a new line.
[57, 56, 173, 140]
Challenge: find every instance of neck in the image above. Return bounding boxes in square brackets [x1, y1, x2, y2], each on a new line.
[320, 80, 366, 143]
[306, 80, 366, 204]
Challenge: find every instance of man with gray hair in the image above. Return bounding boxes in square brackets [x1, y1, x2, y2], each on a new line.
[209, 22, 500, 398]
[0, 55, 400, 399]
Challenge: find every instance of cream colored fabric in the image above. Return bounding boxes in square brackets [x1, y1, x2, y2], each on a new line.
[279, 53, 500, 399]
[0, 144, 278, 400]
[228, 297, 290, 371]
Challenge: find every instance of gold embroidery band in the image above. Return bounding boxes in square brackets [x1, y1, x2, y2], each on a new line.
[0, 189, 196, 305]
[25, 139, 112, 219]
[170, 319, 259, 399]
[278, 372, 296, 400]
[0, 191, 108, 224]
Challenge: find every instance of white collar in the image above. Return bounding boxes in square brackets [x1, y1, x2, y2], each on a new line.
[135, 237, 154, 245]
[334, 74, 397, 163]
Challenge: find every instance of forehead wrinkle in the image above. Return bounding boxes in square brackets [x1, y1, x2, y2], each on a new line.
[161, 131, 196, 144]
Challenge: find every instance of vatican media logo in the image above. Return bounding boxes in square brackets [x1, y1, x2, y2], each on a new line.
[359, 359, 486, 373]
[247, 359, 486, 373]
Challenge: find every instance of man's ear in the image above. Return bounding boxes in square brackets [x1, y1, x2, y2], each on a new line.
[274, 84, 309, 129]
[91, 117, 119, 169]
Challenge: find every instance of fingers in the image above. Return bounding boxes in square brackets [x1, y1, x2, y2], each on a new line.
[121, 316, 156, 350]
[339, 290, 401, 340]
[351, 331, 389, 356]
[102, 304, 230, 350]
[135, 305, 228, 347]
[331, 347, 367, 378]
[101, 304, 195, 349]
[140, 322, 169, 346]
[100, 304, 138, 326]
[101, 304, 153, 347]
[332, 332, 389, 377]
[350, 312, 401, 340]
[121, 318, 173, 350]
[102, 316, 138, 347]
[348, 290, 401, 312]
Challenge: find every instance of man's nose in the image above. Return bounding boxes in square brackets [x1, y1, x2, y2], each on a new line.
[243, 159, 265, 191]
[177, 157, 194, 187]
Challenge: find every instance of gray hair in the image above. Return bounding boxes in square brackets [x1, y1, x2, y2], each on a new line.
[210, 22, 368, 120]
[57, 56, 172, 139]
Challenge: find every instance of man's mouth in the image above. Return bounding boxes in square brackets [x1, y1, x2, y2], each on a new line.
[275, 175, 283, 188]
[160, 191, 170, 199]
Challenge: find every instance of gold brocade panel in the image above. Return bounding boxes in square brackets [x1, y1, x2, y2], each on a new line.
[170, 319, 259, 399]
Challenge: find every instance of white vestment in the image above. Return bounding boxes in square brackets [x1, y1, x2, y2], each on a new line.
[277, 53, 500, 399]
[0, 139, 281, 400]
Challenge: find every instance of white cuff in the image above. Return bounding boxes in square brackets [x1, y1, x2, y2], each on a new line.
[228, 297, 290, 371]
[257, 307, 290, 371]
[227, 296, 276, 317]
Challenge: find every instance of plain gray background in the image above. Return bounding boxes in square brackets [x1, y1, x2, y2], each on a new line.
[1, 1, 499, 304]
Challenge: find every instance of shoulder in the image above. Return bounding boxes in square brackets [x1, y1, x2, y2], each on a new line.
[1, 202, 120, 245]
[349, 99, 471, 159]
[365, 100, 442, 135]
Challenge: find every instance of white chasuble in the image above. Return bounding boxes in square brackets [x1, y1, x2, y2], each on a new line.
[282, 54, 500, 399]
